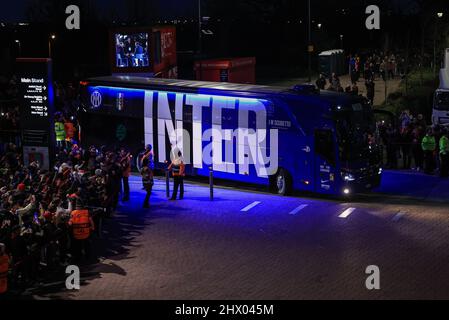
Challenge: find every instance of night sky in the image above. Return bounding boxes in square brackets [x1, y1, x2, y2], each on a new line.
[0, 0, 420, 22]
[0, 0, 198, 22]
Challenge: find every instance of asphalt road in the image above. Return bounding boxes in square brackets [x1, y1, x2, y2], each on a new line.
[30, 174, 449, 300]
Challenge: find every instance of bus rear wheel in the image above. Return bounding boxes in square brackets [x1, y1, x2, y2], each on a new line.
[271, 168, 291, 196]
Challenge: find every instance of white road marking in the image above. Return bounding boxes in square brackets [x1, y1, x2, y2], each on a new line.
[339, 207, 356, 219]
[241, 201, 261, 212]
[392, 211, 406, 222]
[289, 204, 309, 215]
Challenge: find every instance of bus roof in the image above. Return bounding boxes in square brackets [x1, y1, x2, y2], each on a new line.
[85, 76, 365, 106]
[86, 76, 289, 95]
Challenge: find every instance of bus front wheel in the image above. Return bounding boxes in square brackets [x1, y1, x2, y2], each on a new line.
[271, 168, 291, 196]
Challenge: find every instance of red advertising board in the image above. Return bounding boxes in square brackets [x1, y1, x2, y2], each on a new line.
[152, 26, 177, 79]
[194, 57, 256, 84]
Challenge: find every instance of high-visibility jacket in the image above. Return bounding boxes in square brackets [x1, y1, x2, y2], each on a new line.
[422, 135, 436, 152]
[440, 136, 449, 155]
[55, 122, 66, 141]
[64, 122, 76, 140]
[69, 210, 93, 240]
[170, 162, 185, 177]
[0, 254, 9, 294]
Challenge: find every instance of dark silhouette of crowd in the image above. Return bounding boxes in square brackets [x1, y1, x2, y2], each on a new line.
[0, 105, 19, 131]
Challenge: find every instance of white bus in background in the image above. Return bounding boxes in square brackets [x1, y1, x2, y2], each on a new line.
[432, 48, 449, 127]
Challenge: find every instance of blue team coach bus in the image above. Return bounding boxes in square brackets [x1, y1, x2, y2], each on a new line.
[79, 76, 382, 196]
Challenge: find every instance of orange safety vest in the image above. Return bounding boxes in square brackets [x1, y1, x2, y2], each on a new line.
[70, 210, 92, 240]
[171, 163, 185, 177]
[0, 254, 8, 294]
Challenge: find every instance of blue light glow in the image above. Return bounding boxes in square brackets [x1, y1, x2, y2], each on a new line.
[88, 86, 269, 105]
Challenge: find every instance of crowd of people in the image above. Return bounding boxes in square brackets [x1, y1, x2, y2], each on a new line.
[315, 51, 405, 105]
[0, 141, 135, 293]
[362, 52, 406, 82]
[315, 72, 375, 105]
[313, 51, 449, 177]
[378, 110, 449, 177]
[0, 134, 189, 294]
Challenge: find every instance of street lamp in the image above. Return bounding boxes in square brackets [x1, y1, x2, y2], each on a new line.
[48, 34, 56, 58]
[317, 23, 322, 29]
[340, 34, 344, 49]
[437, 12, 444, 18]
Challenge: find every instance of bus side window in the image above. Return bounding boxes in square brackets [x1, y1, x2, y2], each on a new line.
[314, 129, 335, 166]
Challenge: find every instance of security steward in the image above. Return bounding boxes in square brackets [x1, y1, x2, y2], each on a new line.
[440, 129, 449, 178]
[68, 199, 95, 261]
[422, 128, 436, 174]
[168, 148, 185, 200]
[0, 243, 9, 295]
[54, 113, 66, 149]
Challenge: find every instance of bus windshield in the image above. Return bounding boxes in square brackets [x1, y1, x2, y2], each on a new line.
[334, 103, 380, 165]
[434, 91, 449, 111]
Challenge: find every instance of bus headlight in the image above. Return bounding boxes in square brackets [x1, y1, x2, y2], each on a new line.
[343, 188, 351, 195]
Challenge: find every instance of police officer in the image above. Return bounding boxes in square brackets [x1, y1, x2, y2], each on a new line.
[422, 128, 436, 174]
[439, 129, 449, 178]
[68, 199, 95, 261]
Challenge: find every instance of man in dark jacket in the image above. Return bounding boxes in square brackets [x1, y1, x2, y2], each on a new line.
[365, 79, 375, 105]
[315, 74, 327, 90]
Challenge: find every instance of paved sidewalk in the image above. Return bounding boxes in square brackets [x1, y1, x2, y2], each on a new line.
[21, 168, 449, 300]
[377, 170, 449, 203]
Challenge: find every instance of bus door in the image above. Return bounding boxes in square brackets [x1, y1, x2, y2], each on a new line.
[296, 135, 314, 192]
[314, 129, 337, 194]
